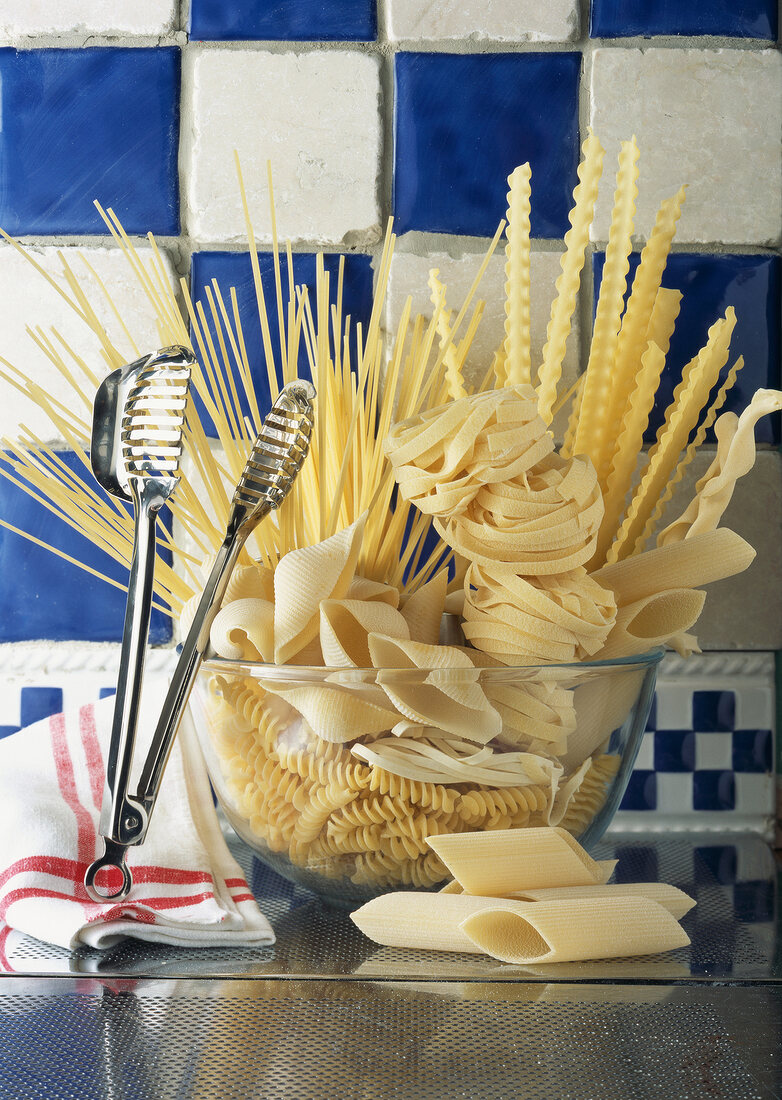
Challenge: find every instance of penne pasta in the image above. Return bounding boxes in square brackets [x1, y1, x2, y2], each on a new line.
[507, 883, 695, 921]
[594, 527, 755, 606]
[426, 827, 616, 896]
[460, 896, 689, 964]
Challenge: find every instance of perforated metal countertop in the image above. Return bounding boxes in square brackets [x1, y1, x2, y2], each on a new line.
[1, 832, 780, 1099]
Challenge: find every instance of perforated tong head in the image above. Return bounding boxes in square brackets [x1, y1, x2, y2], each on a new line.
[85, 379, 316, 902]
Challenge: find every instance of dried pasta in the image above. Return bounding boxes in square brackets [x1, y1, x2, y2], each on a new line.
[319, 598, 410, 668]
[426, 826, 616, 896]
[459, 897, 689, 964]
[350, 892, 689, 963]
[274, 514, 366, 663]
[210, 597, 275, 661]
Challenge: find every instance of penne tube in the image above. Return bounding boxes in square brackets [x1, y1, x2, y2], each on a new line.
[460, 897, 690, 964]
[351, 892, 513, 953]
[593, 528, 755, 606]
[426, 827, 616, 896]
[595, 587, 706, 660]
[507, 883, 695, 921]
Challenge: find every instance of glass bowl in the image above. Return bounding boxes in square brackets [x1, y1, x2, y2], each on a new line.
[189, 648, 663, 907]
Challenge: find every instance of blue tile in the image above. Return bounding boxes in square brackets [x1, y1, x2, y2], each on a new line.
[693, 771, 736, 811]
[619, 770, 656, 810]
[591, 0, 777, 39]
[695, 844, 737, 885]
[0, 451, 173, 643]
[0, 725, 18, 740]
[692, 690, 736, 733]
[394, 52, 581, 239]
[592, 253, 781, 444]
[0, 48, 179, 235]
[99, 686, 117, 700]
[20, 686, 63, 727]
[732, 729, 773, 773]
[190, 250, 374, 437]
[654, 730, 695, 772]
[190, 0, 376, 40]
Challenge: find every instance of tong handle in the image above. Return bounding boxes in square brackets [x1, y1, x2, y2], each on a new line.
[134, 516, 258, 835]
[101, 481, 162, 844]
[84, 838, 133, 903]
[85, 482, 161, 901]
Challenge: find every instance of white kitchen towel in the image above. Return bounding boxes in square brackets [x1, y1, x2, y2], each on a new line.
[0, 689, 274, 955]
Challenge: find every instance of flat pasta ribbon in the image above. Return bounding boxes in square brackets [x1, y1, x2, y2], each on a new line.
[462, 563, 616, 664]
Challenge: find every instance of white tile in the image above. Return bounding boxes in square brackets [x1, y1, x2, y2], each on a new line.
[653, 682, 693, 730]
[0, 0, 176, 36]
[0, 245, 178, 444]
[385, 249, 580, 398]
[694, 732, 732, 770]
[634, 730, 655, 770]
[654, 772, 693, 814]
[735, 686, 775, 731]
[734, 773, 775, 815]
[183, 49, 382, 245]
[386, 0, 578, 42]
[590, 49, 782, 244]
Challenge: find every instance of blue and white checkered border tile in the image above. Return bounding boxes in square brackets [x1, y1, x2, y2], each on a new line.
[611, 651, 776, 836]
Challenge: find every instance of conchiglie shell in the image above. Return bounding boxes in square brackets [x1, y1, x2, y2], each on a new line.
[347, 576, 400, 607]
[285, 635, 325, 666]
[596, 588, 706, 660]
[320, 599, 410, 668]
[274, 513, 366, 664]
[368, 634, 501, 744]
[225, 562, 275, 604]
[258, 679, 400, 744]
[210, 598, 275, 662]
[400, 569, 448, 646]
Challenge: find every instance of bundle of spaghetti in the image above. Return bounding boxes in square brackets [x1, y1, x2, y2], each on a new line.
[462, 563, 616, 664]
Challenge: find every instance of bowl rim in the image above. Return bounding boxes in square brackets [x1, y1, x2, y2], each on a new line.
[199, 645, 666, 678]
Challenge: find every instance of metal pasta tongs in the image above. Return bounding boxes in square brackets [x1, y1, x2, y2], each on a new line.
[85, 378, 317, 901]
[85, 346, 194, 902]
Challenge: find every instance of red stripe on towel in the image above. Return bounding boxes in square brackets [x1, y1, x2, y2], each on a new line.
[79, 704, 105, 814]
[50, 713, 94, 901]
